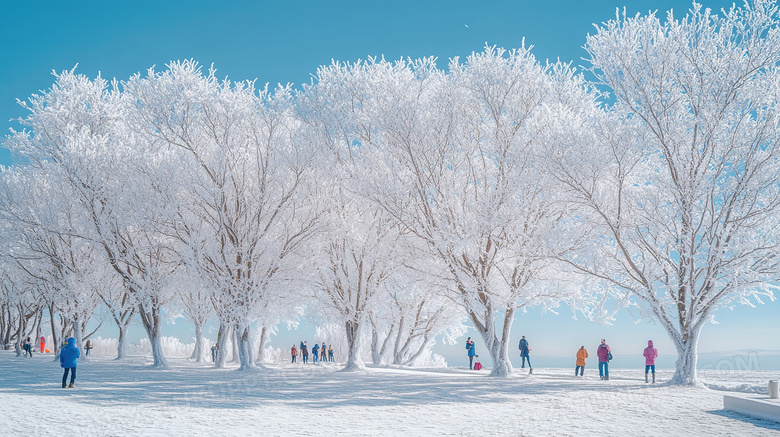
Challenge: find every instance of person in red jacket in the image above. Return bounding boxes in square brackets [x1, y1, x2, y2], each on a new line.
[643, 340, 658, 384]
[291, 345, 298, 363]
[39, 336, 46, 353]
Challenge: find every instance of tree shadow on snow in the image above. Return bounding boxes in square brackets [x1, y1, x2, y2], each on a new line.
[0, 352, 692, 411]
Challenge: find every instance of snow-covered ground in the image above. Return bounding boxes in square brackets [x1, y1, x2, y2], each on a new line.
[1, 351, 779, 436]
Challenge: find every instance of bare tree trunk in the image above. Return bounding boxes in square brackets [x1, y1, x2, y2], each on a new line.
[138, 301, 168, 368]
[14, 306, 23, 357]
[470, 307, 516, 377]
[256, 325, 268, 364]
[72, 314, 86, 362]
[190, 320, 205, 362]
[235, 322, 257, 371]
[34, 313, 42, 351]
[391, 317, 406, 365]
[116, 321, 128, 360]
[2, 306, 11, 349]
[371, 322, 394, 365]
[668, 322, 705, 386]
[49, 303, 61, 360]
[214, 322, 229, 369]
[113, 306, 134, 360]
[402, 335, 433, 366]
[343, 321, 365, 371]
[230, 326, 240, 364]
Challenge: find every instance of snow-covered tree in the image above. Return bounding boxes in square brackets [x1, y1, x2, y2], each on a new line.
[170, 274, 213, 363]
[0, 267, 43, 357]
[94, 268, 136, 360]
[0, 165, 107, 359]
[309, 49, 587, 376]
[556, 0, 780, 385]
[380, 282, 466, 366]
[5, 69, 176, 367]
[310, 198, 404, 371]
[123, 61, 324, 370]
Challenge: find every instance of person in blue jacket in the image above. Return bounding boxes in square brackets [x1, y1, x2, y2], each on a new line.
[60, 337, 80, 388]
[466, 337, 476, 370]
[519, 335, 533, 373]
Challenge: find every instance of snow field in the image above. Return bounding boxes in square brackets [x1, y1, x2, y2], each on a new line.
[1, 351, 778, 436]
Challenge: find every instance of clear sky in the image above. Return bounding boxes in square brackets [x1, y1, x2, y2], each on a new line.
[2, 0, 777, 367]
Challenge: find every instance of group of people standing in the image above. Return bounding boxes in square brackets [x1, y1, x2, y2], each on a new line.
[466, 336, 660, 383]
[587, 338, 657, 382]
[291, 341, 334, 364]
[22, 336, 92, 358]
[22, 335, 47, 357]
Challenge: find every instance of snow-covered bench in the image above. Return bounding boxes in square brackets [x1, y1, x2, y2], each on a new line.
[724, 395, 780, 423]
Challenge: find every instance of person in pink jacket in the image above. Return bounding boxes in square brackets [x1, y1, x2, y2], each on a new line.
[643, 340, 658, 384]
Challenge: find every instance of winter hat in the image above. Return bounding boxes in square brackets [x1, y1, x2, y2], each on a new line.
[648, 340, 654, 347]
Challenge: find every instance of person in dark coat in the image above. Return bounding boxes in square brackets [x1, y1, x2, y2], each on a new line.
[60, 337, 80, 388]
[211, 343, 219, 362]
[519, 336, 532, 373]
[23, 337, 33, 358]
[302, 341, 309, 364]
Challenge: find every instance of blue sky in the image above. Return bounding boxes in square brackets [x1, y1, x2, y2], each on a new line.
[2, 0, 778, 366]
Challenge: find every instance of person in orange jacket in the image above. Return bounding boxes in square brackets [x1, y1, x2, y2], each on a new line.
[575, 346, 588, 376]
[39, 336, 46, 353]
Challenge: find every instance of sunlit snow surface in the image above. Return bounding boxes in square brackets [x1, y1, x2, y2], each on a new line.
[1, 351, 778, 436]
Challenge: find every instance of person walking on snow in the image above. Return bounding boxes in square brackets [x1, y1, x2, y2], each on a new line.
[328, 345, 334, 362]
[312, 343, 320, 363]
[39, 336, 45, 353]
[575, 346, 588, 376]
[60, 337, 80, 388]
[85, 339, 93, 356]
[597, 339, 611, 380]
[519, 336, 532, 374]
[291, 345, 298, 363]
[643, 340, 658, 384]
[302, 342, 309, 364]
[23, 337, 32, 358]
[465, 337, 476, 370]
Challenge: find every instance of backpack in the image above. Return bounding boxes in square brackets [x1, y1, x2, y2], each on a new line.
[474, 361, 483, 370]
[607, 352, 613, 361]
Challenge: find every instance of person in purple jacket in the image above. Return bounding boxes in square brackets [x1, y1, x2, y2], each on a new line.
[643, 340, 658, 384]
[597, 338, 611, 380]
